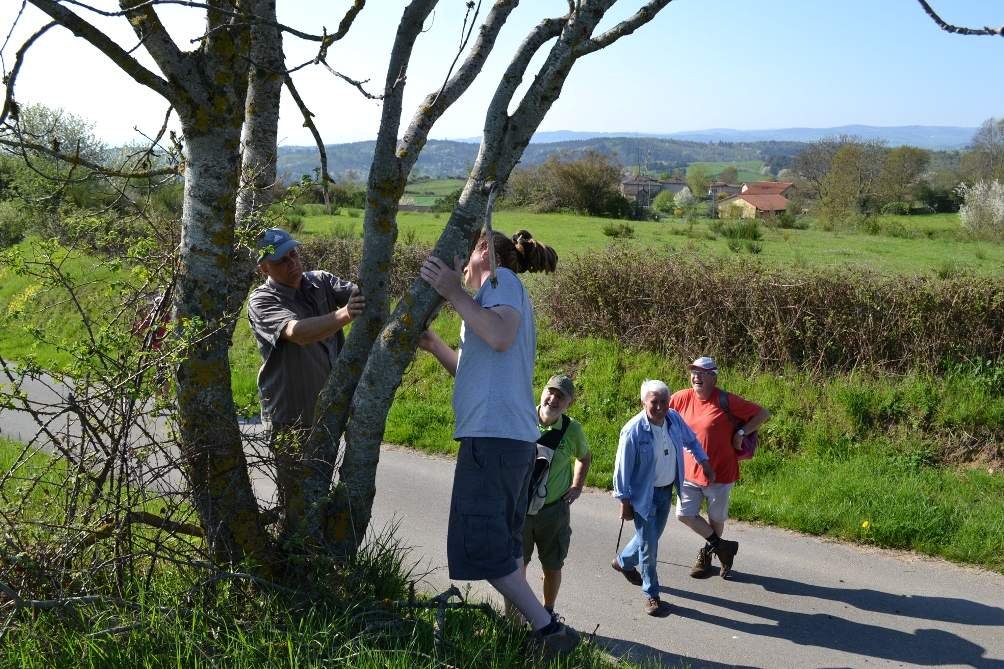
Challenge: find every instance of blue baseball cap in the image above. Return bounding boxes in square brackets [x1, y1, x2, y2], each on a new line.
[257, 228, 300, 263]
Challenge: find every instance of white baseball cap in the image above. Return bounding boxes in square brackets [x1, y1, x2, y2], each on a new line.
[689, 356, 718, 374]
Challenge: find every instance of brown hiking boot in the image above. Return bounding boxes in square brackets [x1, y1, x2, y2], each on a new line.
[714, 539, 739, 579]
[644, 596, 669, 617]
[611, 558, 643, 587]
[689, 545, 713, 579]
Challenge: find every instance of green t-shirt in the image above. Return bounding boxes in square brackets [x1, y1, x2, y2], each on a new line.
[539, 415, 590, 505]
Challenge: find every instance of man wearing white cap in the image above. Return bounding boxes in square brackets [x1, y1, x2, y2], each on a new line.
[247, 228, 364, 529]
[671, 356, 771, 579]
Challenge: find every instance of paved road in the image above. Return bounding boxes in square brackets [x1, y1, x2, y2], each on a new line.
[3, 378, 1004, 668]
[371, 447, 1004, 669]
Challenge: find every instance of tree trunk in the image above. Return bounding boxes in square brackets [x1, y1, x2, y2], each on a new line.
[174, 128, 273, 569]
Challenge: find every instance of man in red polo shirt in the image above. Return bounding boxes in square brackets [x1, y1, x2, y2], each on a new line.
[670, 356, 771, 579]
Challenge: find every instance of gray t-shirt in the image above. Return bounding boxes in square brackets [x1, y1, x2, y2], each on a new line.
[452, 268, 538, 442]
[247, 270, 356, 425]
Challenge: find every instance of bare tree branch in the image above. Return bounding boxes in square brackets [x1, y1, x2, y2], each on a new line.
[915, 0, 1004, 37]
[318, 59, 382, 99]
[59, 0, 364, 44]
[576, 0, 672, 56]
[284, 74, 334, 211]
[0, 21, 56, 127]
[27, 0, 174, 101]
[484, 16, 564, 134]
[428, 0, 482, 107]
[0, 137, 178, 178]
[399, 0, 518, 175]
[330, 0, 366, 42]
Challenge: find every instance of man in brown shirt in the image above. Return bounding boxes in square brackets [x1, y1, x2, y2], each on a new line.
[247, 228, 364, 526]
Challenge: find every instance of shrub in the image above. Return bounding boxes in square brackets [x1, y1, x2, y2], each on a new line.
[298, 236, 428, 297]
[538, 247, 1004, 373]
[0, 200, 31, 248]
[432, 187, 463, 213]
[721, 219, 762, 242]
[651, 189, 675, 214]
[881, 202, 911, 216]
[958, 180, 1004, 240]
[601, 222, 634, 239]
[769, 208, 808, 230]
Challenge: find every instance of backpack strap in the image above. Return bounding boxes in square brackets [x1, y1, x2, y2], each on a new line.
[717, 389, 743, 430]
[537, 414, 570, 450]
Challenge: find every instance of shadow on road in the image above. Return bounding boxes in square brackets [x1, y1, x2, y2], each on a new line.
[593, 634, 757, 669]
[660, 586, 1004, 668]
[731, 571, 1004, 626]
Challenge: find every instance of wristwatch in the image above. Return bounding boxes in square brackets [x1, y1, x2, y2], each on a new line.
[737, 428, 746, 437]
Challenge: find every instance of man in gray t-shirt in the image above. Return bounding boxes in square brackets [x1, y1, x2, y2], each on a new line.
[247, 228, 364, 527]
[247, 228, 364, 427]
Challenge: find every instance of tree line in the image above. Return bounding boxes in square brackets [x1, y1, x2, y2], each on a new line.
[791, 117, 1004, 225]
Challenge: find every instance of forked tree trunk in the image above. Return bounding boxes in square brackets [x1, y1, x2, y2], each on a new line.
[327, 0, 673, 558]
[175, 129, 274, 568]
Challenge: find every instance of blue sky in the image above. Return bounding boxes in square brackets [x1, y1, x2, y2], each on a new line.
[2, 0, 1002, 145]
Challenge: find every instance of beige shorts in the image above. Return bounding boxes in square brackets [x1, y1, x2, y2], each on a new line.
[675, 481, 735, 523]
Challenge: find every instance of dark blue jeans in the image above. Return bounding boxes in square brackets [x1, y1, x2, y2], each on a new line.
[618, 484, 674, 599]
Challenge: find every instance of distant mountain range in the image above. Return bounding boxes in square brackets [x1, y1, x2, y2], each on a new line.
[454, 125, 977, 149]
[276, 125, 973, 181]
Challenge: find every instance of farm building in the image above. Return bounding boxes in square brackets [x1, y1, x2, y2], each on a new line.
[718, 192, 790, 219]
[620, 176, 688, 206]
[740, 181, 794, 197]
[708, 181, 741, 200]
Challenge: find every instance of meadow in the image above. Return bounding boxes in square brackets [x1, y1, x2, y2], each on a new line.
[299, 207, 1004, 277]
[400, 178, 465, 207]
[687, 160, 766, 184]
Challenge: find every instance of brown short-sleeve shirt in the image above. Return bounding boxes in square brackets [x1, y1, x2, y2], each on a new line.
[247, 271, 356, 425]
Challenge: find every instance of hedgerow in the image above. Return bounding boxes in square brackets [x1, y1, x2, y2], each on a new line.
[538, 246, 1004, 372]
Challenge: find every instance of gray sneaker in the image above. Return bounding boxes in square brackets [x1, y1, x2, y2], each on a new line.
[536, 621, 581, 662]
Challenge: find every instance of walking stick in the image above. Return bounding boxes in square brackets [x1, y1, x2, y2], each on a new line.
[614, 517, 625, 557]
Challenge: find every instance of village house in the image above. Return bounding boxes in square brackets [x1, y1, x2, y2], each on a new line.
[717, 181, 795, 219]
[619, 175, 688, 206]
[708, 181, 741, 200]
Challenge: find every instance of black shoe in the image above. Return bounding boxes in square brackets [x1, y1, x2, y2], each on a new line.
[714, 539, 739, 579]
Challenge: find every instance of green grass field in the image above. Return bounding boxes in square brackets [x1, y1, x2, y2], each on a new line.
[401, 178, 465, 207]
[299, 208, 1003, 277]
[687, 160, 766, 183]
[403, 178, 466, 196]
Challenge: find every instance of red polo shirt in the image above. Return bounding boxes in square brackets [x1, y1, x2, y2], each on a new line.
[669, 387, 761, 485]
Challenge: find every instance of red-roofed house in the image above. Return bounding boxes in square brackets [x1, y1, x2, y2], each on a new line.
[740, 181, 794, 197]
[718, 192, 790, 219]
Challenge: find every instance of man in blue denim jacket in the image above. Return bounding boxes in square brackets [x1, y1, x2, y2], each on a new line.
[611, 379, 714, 616]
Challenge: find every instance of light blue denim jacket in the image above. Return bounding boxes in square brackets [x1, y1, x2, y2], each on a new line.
[612, 409, 709, 521]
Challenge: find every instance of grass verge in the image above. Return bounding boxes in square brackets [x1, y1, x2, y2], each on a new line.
[0, 438, 635, 669]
